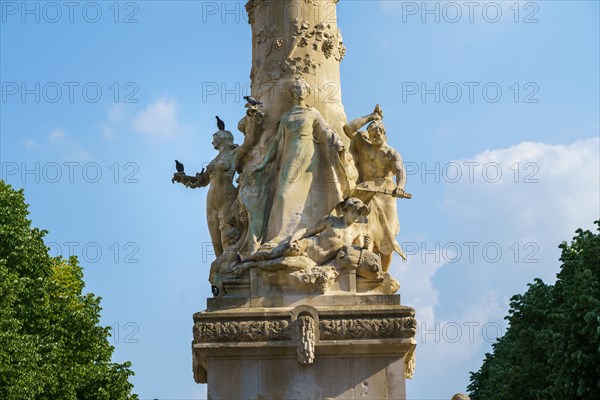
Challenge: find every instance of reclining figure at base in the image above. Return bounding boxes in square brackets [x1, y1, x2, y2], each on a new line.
[231, 198, 376, 275]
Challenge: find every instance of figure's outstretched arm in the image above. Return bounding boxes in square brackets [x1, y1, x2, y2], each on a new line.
[303, 216, 331, 237]
[172, 167, 210, 188]
[291, 216, 331, 242]
[196, 168, 211, 187]
[312, 113, 345, 155]
[343, 104, 383, 138]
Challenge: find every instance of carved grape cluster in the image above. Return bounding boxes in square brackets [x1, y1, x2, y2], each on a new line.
[338, 42, 346, 61]
[294, 21, 346, 63]
[322, 39, 335, 59]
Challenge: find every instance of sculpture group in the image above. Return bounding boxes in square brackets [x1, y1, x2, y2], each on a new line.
[174, 77, 410, 297]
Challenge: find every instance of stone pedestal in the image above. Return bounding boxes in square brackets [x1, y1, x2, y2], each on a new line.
[193, 295, 416, 400]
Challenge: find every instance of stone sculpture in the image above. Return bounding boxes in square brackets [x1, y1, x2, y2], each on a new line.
[184, 2, 417, 397]
[235, 106, 264, 172]
[236, 106, 268, 254]
[234, 197, 371, 270]
[173, 85, 409, 294]
[257, 77, 350, 246]
[173, 129, 239, 258]
[295, 314, 316, 365]
[344, 104, 408, 270]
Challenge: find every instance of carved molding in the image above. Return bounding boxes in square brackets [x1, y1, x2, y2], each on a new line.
[194, 311, 417, 378]
[194, 315, 416, 343]
[194, 319, 292, 343]
[319, 317, 417, 340]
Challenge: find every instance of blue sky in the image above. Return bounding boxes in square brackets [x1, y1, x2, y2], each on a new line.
[1, 1, 599, 399]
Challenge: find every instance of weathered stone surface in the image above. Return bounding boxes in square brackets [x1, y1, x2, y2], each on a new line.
[193, 300, 417, 399]
[202, 354, 409, 400]
[174, 4, 411, 298]
[175, 1, 418, 398]
[246, 0, 348, 148]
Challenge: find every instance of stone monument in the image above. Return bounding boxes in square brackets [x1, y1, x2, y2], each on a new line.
[174, 1, 416, 398]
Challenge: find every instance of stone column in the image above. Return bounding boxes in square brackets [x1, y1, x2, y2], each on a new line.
[246, 0, 350, 147]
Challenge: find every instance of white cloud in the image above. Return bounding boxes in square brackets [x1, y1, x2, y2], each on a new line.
[378, 1, 404, 15]
[445, 137, 600, 249]
[392, 250, 446, 326]
[24, 138, 37, 148]
[100, 125, 117, 141]
[435, 137, 599, 327]
[402, 137, 599, 396]
[23, 128, 90, 159]
[98, 104, 129, 140]
[107, 103, 127, 124]
[47, 127, 93, 161]
[131, 98, 183, 139]
[98, 97, 192, 141]
[49, 127, 66, 141]
[64, 148, 93, 161]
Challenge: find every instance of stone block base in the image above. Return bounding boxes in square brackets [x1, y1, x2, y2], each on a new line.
[193, 297, 416, 400]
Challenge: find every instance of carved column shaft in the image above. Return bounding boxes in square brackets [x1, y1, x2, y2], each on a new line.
[246, 0, 349, 148]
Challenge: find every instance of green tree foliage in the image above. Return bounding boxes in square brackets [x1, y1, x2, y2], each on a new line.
[468, 221, 600, 399]
[0, 181, 138, 399]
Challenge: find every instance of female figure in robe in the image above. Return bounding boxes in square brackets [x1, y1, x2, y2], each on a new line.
[256, 78, 350, 246]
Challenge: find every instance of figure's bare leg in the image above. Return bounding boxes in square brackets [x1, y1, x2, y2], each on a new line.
[242, 249, 272, 262]
[207, 212, 223, 257]
[232, 257, 291, 274]
[243, 240, 292, 263]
